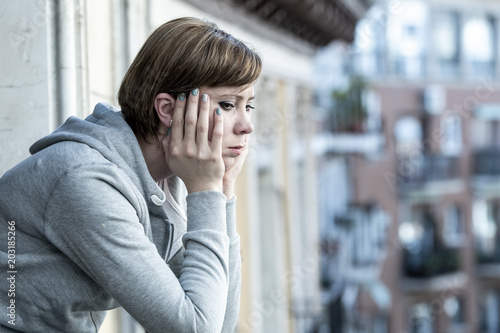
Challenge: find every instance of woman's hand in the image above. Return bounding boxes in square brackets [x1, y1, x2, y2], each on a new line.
[222, 138, 249, 200]
[162, 89, 225, 194]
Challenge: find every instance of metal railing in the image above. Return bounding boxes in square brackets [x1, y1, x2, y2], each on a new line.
[403, 247, 460, 278]
[474, 149, 500, 176]
[398, 155, 461, 185]
[477, 242, 500, 264]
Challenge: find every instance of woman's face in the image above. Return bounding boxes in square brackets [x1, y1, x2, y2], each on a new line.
[199, 85, 255, 170]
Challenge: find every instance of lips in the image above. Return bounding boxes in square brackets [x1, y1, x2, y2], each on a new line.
[228, 145, 244, 156]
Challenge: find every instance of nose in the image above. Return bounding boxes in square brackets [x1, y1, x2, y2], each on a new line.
[235, 113, 254, 135]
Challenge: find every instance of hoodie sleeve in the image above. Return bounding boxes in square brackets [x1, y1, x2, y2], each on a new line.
[222, 197, 242, 332]
[164, 192, 242, 332]
[43, 165, 229, 333]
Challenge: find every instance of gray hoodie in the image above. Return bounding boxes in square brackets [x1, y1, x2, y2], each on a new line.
[0, 103, 241, 332]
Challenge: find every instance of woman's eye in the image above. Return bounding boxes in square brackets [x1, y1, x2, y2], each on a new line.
[218, 102, 234, 111]
[246, 105, 255, 112]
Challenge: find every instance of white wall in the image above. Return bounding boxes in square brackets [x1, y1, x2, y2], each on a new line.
[0, 0, 88, 176]
[0, 1, 54, 175]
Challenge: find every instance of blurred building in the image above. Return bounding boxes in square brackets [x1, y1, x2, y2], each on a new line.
[0, 0, 371, 332]
[315, 0, 500, 332]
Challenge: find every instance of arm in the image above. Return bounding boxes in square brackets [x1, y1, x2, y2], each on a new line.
[165, 189, 242, 332]
[219, 136, 249, 331]
[44, 166, 229, 333]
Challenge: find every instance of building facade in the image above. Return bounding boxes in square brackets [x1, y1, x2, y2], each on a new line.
[315, 0, 500, 332]
[0, 0, 370, 332]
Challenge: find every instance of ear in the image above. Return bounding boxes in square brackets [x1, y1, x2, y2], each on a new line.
[154, 93, 175, 129]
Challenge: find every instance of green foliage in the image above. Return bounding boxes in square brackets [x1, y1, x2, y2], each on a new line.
[331, 77, 368, 133]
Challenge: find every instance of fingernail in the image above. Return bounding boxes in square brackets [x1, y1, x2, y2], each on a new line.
[202, 94, 208, 102]
[179, 93, 185, 101]
[167, 127, 172, 136]
[216, 108, 221, 115]
[191, 89, 198, 96]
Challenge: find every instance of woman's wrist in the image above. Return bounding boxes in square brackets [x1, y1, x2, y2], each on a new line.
[186, 181, 223, 194]
[222, 181, 235, 201]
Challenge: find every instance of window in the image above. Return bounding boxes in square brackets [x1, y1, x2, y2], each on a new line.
[445, 296, 465, 330]
[443, 204, 465, 247]
[472, 104, 500, 150]
[399, 207, 435, 255]
[387, 1, 428, 78]
[433, 12, 460, 78]
[481, 291, 500, 333]
[463, 15, 496, 77]
[349, 206, 389, 267]
[441, 113, 463, 156]
[352, 6, 386, 77]
[408, 303, 433, 333]
[374, 314, 388, 333]
[354, 19, 379, 76]
[394, 116, 423, 155]
[365, 89, 382, 133]
[424, 85, 446, 115]
[472, 110, 500, 175]
[373, 208, 389, 250]
[473, 200, 498, 257]
[352, 210, 373, 266]
[471, 118, 490, 150]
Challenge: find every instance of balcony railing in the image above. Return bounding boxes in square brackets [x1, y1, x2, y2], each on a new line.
[474, 149, 500, 176]
[477, 242, 500, 265]
[403, 247, 460, 278]
[398, 155, 460, 185]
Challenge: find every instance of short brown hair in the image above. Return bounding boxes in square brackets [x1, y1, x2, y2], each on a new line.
[118, 17, 262, 142]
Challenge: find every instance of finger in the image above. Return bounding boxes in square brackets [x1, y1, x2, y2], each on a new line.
[171, 93, 187, 144]
[241, 140, 249, 157]
[210, 108, 223, 154]
[196, 93, 210, 147]
[184, 88, 199, 143]
[242, 136, 250, 157]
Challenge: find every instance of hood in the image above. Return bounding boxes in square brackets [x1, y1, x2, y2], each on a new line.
[31, 103, 133, 160]
[30, 103, 166, 206]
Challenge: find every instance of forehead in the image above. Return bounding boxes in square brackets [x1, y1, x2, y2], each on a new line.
[202, 85, 254, 99]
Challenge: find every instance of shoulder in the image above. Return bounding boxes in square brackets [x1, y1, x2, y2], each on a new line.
[1, 141, 112, 196]
[27, 141, 136, 207]
[44, 161, 145, 225]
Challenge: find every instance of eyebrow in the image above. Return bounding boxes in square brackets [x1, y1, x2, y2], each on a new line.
[216, 94, 255, 101]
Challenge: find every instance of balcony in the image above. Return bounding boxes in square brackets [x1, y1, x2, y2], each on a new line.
[397, 155, 466, 198]
[403, 247, 460, 278]
[477, 243, 500, 265]
[401, 246, 464, 293]
[398, 155, 460, 185]
[476, 242, 500, 278]
[474, 149, 500, 176]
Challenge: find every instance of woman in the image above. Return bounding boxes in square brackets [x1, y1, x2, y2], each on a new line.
[0, 17, 261, 332]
